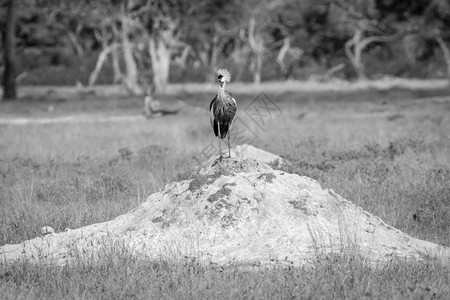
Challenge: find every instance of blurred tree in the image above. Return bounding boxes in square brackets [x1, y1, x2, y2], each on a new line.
[85, 1, 123, 86]
[85, 0, 142, 94]
[44, 1, 92, 58]
[377, 0, 450, 82]
[119, 1, 141, 95]
[301, 1, 346, 74]
[3, 0, 450, 87]
[2, 0, 17, 100]
[134, 0, 194, 93]
[420, 0, 450, 84]
[186, 0, 244, 80]
[376, 0, 433, 69]
[435, 28, 450, 84]
[242, 0, 279, 84]
[227, 0, 282, 84]
[247, 12, 265, 83]
[269, 0, 314, 79]
[330, 0, 396, 80]
[88, 29, 118, 87]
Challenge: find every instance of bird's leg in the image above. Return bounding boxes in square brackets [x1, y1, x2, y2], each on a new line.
[217, 122, 223, 161]
[218, 137, 223, 161]
[227, 134, 231, 158]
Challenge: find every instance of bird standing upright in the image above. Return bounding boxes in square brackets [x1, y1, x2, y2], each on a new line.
[210, 68, 237, 159]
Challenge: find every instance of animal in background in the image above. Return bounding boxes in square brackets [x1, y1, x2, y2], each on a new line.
[144, 86, 179, 118]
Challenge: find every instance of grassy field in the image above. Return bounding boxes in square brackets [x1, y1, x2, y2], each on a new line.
[1, 84, 450, 298]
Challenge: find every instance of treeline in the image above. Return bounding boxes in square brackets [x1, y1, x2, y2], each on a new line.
[1, 0, 450, 97]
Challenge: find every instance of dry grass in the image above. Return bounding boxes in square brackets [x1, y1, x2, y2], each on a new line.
[1, 251, 449, 299]
[1, 85, 450, 298]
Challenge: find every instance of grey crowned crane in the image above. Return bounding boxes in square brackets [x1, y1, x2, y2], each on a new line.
[210, 68, 237, 159]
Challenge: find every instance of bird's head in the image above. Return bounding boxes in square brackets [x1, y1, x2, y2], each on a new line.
[216, 68, 231, 87]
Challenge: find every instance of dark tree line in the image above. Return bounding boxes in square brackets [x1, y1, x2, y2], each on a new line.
[1, 0, 450, 100]
[2, 0, 16, 100]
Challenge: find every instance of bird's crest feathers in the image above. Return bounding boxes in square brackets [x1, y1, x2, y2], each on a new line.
[216, 68, 231, 83]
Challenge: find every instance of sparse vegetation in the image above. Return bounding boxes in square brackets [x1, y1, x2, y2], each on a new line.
[1, 251, 450, 299]
[1, 86, 450, 298]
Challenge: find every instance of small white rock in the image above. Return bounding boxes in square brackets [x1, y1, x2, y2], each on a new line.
[41, 226, 55, 236]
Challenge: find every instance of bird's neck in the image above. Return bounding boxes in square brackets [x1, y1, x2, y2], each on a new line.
[217, 83, 226, 100]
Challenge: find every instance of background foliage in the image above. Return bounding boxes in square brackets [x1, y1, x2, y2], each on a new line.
[1, 0, 450, 91]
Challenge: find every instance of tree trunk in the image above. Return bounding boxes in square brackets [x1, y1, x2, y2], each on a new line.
[345, 29, 367, 80]
[231, 28, 247, 82]
[0, 43, 4, 74]
[175, 45, 190, 68]
[110, 23, 122, 84]
[111, 45, 122, 83]
[148, 36, 171, 94]
[2, 0, 17, 101]
[248, 17, 264, 84]
[88, 45, 114, 87]
[209, 34, 220, 75]
[436, 33, 450, 86]
[120, 4, 141, 95]
[67, 31, 84, 58]
[231, 46, 245, 82]
[345, 29, 391, 80]
[252, 55, 262, 84]
[324, 63, 345, 80]
[276, 37, 290, 79]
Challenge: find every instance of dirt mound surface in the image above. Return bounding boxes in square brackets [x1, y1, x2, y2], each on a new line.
[1, 155, 449, 266]
[229, 144, 287, 168]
